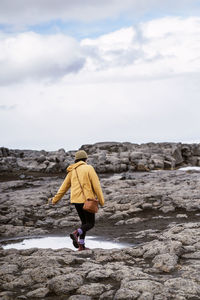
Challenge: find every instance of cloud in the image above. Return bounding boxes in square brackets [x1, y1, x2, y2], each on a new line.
[78, 17, 200, 81]
[1, 3, 200, 150]
[1, 17, 200, 85]
[0, 32, 85, 85]
[0, 104, 16, 110]
[0, 0, 199, 27]
[81, 27, 140, 70]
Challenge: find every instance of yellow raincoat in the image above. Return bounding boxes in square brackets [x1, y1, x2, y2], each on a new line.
[52, 161, 104, 206]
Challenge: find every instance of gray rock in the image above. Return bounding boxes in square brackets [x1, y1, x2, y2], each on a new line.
[1, 142, 200, 174]
[68, 296, 92, 300]
[100, 290, 115, 299]
[172, 145, 184, 165]
[176, 214, 188, 218]
[130, 151, 144, 161]
[120, 280, 163, 296]
[182, 251, 200, 259]
[0, 264, 18, 275]
[164, 278, 200, 295]
[0, 291, 15, 300]
[114, 288, 140, 299]
[125, 217, 146, 224]
[86, 268, 114, 280]
[26, 287, 49, 298]
[1, 142, 200, 300]
[77, 283, 108, 297]
[138, 292, 154, 300]
[48, 274, 84, 295]
[160, 205, 175, 213]
[151, 154, 164, 169]
[45, 161, 59, 173]
[0, 147, 10, 157]
[152, 253, 178, 272]
[36, 155, 46, 163]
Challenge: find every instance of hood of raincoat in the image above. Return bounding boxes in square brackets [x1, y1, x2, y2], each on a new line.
[67, 161, 86, 173]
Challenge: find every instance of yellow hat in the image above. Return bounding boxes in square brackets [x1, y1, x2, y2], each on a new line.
[75, 150, 88, 160]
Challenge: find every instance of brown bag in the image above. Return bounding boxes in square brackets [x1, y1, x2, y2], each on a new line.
[75, 169, 99, 214]
[83, 198, 99, 213]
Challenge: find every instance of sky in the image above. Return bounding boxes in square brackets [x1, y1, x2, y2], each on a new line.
[0, 0, 200, 151]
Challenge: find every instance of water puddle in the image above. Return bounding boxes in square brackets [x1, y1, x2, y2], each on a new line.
[1, 236, 132, 250]
[179, 166, 200, 171]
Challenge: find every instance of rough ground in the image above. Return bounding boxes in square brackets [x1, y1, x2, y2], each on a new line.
[1, 167, 200, 299]
[1, 142, 200, 175]
[1, 142, 200, 299]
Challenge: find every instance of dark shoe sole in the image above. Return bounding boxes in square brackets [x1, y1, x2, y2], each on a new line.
[78, 248, 90, 251]
[70, 233, 79, 248]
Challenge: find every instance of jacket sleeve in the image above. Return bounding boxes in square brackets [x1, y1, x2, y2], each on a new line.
[52, 172, 71, 204]
[89, 166, 105, 206]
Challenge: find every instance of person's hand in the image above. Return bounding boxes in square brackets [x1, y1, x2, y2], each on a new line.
[47, 198, 53, 205]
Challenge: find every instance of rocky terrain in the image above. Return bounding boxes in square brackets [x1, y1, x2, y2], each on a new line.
[0, 142, 200, 299]
[1, 141, 200, 175]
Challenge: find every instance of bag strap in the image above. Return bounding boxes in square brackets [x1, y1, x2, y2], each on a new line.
[75, 168, 86, 201]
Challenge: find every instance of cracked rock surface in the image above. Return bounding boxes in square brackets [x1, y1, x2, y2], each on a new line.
[0, 142, 200, 299]
[1, 222, 200, 299]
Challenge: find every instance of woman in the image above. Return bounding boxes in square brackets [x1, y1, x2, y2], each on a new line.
[50, 150, 105, 251]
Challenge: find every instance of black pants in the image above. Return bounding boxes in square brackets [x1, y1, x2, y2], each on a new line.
[74, 203, 95, 240]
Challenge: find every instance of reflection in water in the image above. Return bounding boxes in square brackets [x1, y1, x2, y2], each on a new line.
[2, 236, 132, 250]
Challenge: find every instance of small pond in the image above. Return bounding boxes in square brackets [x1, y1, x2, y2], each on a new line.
[1, 236, 133, 250]
[179, 166, 200, 171]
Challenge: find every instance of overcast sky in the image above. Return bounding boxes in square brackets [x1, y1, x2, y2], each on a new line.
[0, 0, 200, 151]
